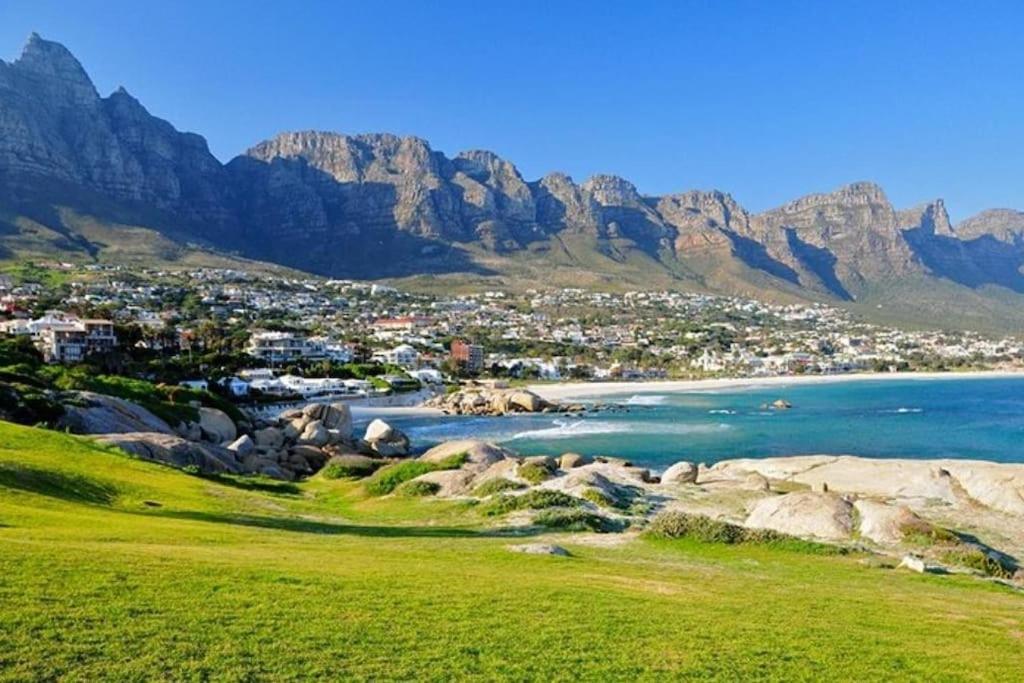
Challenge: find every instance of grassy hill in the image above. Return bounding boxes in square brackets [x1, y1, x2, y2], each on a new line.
[1, 421, 1022, 680]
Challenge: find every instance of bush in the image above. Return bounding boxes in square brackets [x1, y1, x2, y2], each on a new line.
[435, 452, 469, 470]
[479, 489, 580, 517]
[645, 511, 842, 554]
[473, 478, 524, 497]
[396, 480, 441, 497]
[646, 512, 748, 543]
[517, 461, 553, 485]
[365, 461, 438, 496]
[940, 548, 1017, 579]
[320, 456, 382, 480]
[534, 508, 619, 533]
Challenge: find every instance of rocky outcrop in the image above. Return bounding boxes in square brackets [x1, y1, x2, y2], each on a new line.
[0, 34, 237, 236]
[93, 432, 242, 474]
[745, 492, 855, 541]
[360, 419, 410, 457]
[661, 461, 699, 485]
[198, 407, 236, 444]
[424, 387, 580, 416]
[57, 392, 175, 435]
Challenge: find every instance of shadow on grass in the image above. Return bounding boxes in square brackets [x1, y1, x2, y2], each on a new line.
[0, 464, 117, 505]
[144, 509, 537, 539]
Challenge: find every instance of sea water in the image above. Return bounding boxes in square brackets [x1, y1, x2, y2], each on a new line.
[377, 377, 1024, 470]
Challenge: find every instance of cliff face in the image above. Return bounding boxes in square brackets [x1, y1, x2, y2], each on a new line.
[0, 33, 236, 235]
[4, 34, 1024, 305]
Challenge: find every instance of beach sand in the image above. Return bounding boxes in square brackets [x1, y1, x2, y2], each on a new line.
[528, 369, 1024, 401]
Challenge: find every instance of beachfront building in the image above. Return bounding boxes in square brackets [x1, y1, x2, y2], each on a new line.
[245, 331, 327, 364]
[373, 344, 419, 369]
[6, 311, 118, 363]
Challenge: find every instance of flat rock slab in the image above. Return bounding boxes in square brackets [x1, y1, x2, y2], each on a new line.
[507, 543, 571, 557]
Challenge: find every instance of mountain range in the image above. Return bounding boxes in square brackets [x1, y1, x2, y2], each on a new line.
[3, 33, 1024, 331]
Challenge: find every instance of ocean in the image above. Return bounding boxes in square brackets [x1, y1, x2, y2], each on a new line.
[378, 377, 1024, 470]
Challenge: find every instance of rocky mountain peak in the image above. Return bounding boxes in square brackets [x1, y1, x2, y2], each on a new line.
[581, 174, 644, 207]
[10, 33, 98, 105]
[898, 199, 954, 237]
[957, 209, 1024, 244]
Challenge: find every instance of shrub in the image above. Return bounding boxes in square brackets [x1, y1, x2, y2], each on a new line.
[473, 478, 525, 497]
[479, 489, 580, 517]
[898, 519, 959, 547]
[320, 456, 382, 480]
[940, 548, 1016, 579]
[645, 511, 842, 554]
[396, 480, 441, 497]
[434, 452, 469, 470]
[517, 461, 553, 485]
[534, 508, 619, 533]
[581, 487, 616, 508]
[365, 461, 438, 496]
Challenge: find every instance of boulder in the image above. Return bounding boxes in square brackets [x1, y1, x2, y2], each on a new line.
[174, 421, 202, 441]
[507, 544, 571, 557]
[227, 434, 255, 458]
[624, 466, 654, 483]
[745, 491, 855, 541]
[562, 470, 630, 507]
[661, 461, 698, 485]
[412, 469, 476, 497]
[363, 418, 394, 443]
[854, 500, 922, 545]
[898, 554, 929, 574]
[473, 458, 523, 487]
[198, 407, 236, 444]
[524, 455, 558, 469]
[93, 432, 242, 474]
[558, 452, 591, 469]
[290, 445, 330, 469]
[418, 440, 512, 471]
[362, 419, 410, 457]
[299, 420, 330, 447]
[304, 402, 353, 434]
[254, 426, 285, 449]
[509, 390, 545, 412]
[58, 391, 175, 435]
[259, 463, 293, 480]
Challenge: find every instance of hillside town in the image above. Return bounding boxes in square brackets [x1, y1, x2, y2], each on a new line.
[2, 263, 1024, 404]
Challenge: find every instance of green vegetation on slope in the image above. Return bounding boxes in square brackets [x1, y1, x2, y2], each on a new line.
[0, 420, 1022, 681]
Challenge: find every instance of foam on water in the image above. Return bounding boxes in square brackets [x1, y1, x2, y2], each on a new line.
[507, 419, 730, 441]
[623, 394, 668, 406]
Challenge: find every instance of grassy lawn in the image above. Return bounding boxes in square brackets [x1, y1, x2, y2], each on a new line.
[0, 421, 1021, 681]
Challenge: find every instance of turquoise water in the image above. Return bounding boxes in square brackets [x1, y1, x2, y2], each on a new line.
[383, 378, 1024, 469]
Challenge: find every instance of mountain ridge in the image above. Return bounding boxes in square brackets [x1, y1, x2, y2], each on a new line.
[3, 34, 1024, 331]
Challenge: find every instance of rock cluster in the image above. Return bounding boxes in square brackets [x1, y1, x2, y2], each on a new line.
[72, 393, 412, 481]
[424, 388, 583, 416]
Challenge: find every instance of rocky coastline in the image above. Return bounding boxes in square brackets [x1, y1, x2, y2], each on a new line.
[55, 388, 1024, 584]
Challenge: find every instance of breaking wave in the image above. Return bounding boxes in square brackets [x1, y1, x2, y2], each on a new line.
[507, 419, 730, 441]
[624, 394, 669, 406]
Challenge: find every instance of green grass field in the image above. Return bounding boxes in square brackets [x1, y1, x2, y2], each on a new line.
[1, 420, 1021, 681]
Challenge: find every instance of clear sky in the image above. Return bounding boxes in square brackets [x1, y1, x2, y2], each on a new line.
[1, 0, 1021, 220]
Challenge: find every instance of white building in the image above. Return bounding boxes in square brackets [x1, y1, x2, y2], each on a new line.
[246, 331, 326, 364]
[373, 344, 419, 369]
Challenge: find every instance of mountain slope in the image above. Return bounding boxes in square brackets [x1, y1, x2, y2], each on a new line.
[3, 34, 1024, 329]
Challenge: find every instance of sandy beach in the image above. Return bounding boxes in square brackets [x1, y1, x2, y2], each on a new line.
[528, 369, 1024, 401]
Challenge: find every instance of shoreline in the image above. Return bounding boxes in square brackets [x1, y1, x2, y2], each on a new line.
[527, 369, 1024, 401]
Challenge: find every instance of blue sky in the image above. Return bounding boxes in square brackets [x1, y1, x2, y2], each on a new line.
[1, 0, 1022, 220]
